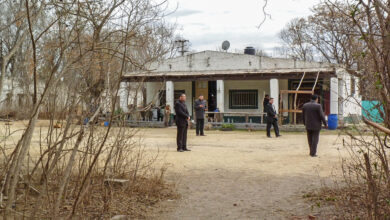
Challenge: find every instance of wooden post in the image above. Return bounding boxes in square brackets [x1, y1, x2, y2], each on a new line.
[279, 90, 313, 125]
[294, 72, 306, 124]
[312, 71, 320, 92]
[279, 93, 283, 125]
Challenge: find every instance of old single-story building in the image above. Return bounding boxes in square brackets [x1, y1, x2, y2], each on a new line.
[120, 50, 361, 125]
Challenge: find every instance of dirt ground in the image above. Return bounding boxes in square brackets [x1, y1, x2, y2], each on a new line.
[1, 121, 346, 219]
[139, 127, 346, 220]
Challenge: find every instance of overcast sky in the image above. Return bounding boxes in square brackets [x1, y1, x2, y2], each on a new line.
[167, 0, 320, 55]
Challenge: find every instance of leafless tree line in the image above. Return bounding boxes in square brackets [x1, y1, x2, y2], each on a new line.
[0, 0, 176, 218]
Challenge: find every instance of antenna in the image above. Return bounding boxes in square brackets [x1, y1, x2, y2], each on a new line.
[222, 40, 230, 52]
[175, 38, 189, 56]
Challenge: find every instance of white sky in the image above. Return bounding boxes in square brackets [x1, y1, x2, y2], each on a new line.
[167, 0, 320, 55]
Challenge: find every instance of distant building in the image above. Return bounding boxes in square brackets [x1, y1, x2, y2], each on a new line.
[120, 50, 361, 124]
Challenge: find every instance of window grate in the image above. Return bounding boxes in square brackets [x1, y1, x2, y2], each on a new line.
[229, 90, 258, 109]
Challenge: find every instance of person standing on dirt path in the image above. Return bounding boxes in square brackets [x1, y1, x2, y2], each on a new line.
[265, 98, 281, 138]
[194, 94, 207, 136]
[174, 94, 191, 152]
[302, 94, 328, 157]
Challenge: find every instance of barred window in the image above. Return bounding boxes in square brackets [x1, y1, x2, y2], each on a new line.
[229, 90, 258, 109]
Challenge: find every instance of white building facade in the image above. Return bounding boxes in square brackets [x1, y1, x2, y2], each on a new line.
[121, 51, 361, 124]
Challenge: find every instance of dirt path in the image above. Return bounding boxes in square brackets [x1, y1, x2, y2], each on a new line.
[0, 121, 343, 219]
[141, 128, 345, 220]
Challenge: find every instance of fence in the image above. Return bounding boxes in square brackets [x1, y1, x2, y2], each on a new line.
[362, 100, 384, 123]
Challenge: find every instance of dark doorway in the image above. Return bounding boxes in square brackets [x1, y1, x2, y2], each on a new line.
[208, 81, 217, 112]
[288, 79, 325, 124]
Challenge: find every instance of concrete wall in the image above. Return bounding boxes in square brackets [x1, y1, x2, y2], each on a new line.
[119, 82, 147, 112]
[0, 77, 60, 113]
[119, 82, 130, 112]
[0, 78, 31, 110]
[140, 51, 362, 122]
[336, 68, 362, 118]
[145, 82, 164, 106]
[149, 51, 336, 72]
[140, 74, 362, 123]
[144, 80, 291, 116]
[223, 79, 288, 114]
[223, 80, 269, 113]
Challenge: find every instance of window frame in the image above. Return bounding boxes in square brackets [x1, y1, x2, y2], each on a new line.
[229, 89, 258, 109]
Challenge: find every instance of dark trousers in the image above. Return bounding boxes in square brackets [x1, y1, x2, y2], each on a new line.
[196, 119, 204, 135]
[266, 119, 280, 137]
[307, 130, 320, 156]
[177, 125, 188, 150]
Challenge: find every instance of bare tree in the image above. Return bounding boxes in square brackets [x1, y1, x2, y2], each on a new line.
[0, 0, 29, 105]
[279, 3, 365, 67]
[279, 18, 314, 61]
[281, 0, 390, 218]
[0, 0, 175, 218]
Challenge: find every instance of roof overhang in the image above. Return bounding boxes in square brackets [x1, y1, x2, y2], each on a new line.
[121, 67, 337, 82]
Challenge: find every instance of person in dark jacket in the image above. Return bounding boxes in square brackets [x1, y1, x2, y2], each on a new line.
[174, 94, 191, 152]
[265, 98, 281, 138]
[302, 94, 328, 157]
[263, 94, 270, 112]
[208, 94, 216, 120]
[194, 95, 207, 136]
[263, 94, 270, 123]
[157, 105, 163, 121]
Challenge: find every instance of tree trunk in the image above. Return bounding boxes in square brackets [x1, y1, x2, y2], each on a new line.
[4, 108, 39, 217]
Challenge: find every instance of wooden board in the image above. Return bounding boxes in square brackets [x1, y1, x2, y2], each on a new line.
[280, 90, 314, 94]
[195, 81, 208, 101]
[279, 109, 303, 113]
[205, 112, 266, 116]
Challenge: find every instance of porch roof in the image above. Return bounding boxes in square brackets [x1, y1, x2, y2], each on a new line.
[121, 67, 337, 82]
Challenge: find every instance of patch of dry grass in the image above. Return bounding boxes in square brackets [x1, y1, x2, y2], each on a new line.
[305, 185, 390, 219]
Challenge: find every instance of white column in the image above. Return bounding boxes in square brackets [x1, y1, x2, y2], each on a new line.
[355, 77, 360, 97]
[166, 81, 174, 113]
[119, 82, 129, 112]
[217, 80, 224, 112]
[270, 78, 279, 113]
[330, 77, 339, 115]
[282, 92, 288, 117]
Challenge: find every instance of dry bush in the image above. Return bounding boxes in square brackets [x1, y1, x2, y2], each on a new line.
[0, 0, 176, 219]
[305, 126, 390, 219]
[0, 121, 178, 219]
[281, 0, 390, 218]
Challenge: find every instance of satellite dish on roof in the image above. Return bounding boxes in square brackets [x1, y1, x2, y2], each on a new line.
[222, 40, 230, 51]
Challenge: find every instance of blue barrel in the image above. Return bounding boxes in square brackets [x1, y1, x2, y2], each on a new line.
[328, 114, 338, 130]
